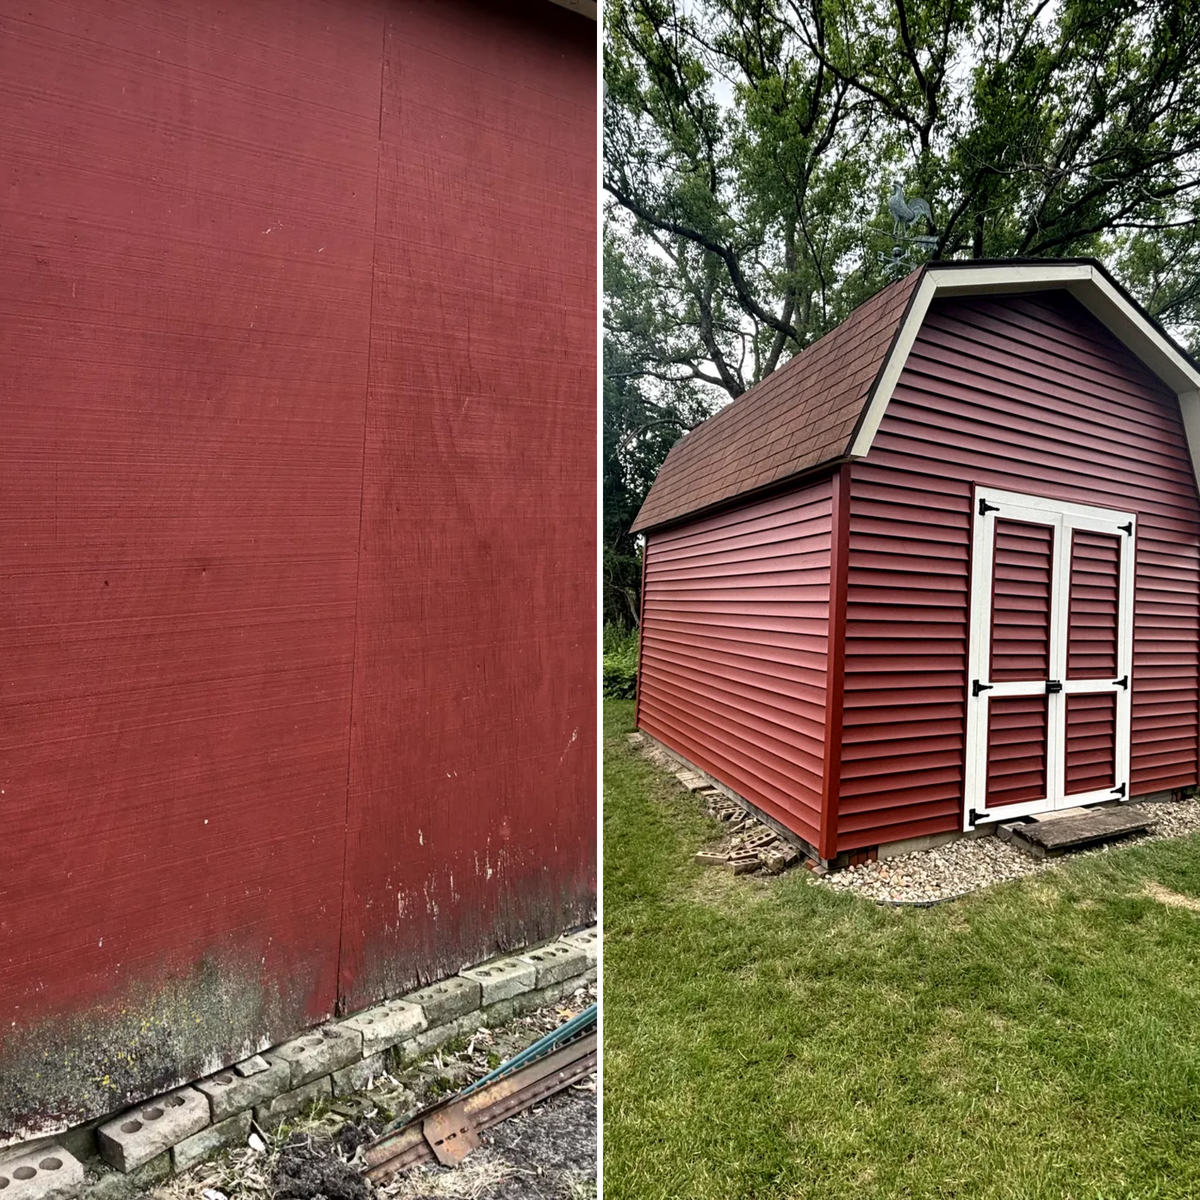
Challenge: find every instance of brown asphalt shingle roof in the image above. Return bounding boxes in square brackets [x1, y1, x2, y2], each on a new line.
[630, 267, 923, 532]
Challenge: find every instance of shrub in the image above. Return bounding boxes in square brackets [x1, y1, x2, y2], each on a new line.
[603, 622, 640, 699]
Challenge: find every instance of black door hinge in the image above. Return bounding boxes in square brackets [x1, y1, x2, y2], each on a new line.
[1118, 522, 1133, 535]
[1046, 679, 1063, 694]
[1112, 782, 1127, 799]
[968, 808, 982, 826]
[1114, 675, 1128, 689]
[979, 498, 999, 516]
[972, 680, 994, 697]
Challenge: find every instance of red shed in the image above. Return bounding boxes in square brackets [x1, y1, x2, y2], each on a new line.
[633, 260, 1200, 866]
[1, 0, 595, 1144]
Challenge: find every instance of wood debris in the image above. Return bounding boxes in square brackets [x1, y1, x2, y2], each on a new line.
[630, 734, 807, 876]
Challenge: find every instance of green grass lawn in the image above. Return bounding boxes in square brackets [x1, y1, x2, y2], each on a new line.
[603, 699, 1200, 1200]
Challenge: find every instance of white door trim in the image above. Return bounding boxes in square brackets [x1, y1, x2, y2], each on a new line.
[964, 487, 1135, 830]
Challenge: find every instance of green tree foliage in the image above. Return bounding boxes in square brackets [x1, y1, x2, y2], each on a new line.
[603, 0, 1200, 623]
[606, 0, 1200, 377]
[600, 297, 710, 628]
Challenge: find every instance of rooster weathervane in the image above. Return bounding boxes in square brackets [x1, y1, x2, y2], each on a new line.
[876, 181, 938, 271]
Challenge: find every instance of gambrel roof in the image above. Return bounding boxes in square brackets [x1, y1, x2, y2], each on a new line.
[632, 259, 1200, 533]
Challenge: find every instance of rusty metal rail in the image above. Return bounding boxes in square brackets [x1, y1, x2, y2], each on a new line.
[362, 1031, 597, 1180]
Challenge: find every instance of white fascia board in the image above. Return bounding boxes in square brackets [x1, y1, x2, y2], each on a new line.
[1064, 267, 1200, 394]
[849, 263, 1200, 469]
[847, 272, 939, 457]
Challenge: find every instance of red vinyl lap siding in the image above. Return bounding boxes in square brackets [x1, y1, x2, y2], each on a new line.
[638, 482, 833, 847]
[838, 290, 1200, 851]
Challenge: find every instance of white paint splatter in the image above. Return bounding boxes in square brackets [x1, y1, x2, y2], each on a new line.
[559, 726, 579, 763]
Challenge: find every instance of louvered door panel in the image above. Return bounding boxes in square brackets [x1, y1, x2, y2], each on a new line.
[1067, 530, 1121, 678]
[990, 519, 1054, 681]
[1065, 692, 1117, 794]
[986, 696, 1049, 807]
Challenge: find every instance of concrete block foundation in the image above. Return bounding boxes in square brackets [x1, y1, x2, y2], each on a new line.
[338, 1001, 426, 1057]
[459, 958, 537, 1004]
[267, 1026, 362, 1088]
[1, 926, 596, 1197]
[96, 1090, 209, 1173]
[195, 1058, 291, 1122]
[0, 1145, 85, 1200]
[252, 1077, 332, 1132]
[521, 942, 588, 987]
[403, 977, 481, 1026]
[170, 1113, 251, 1173]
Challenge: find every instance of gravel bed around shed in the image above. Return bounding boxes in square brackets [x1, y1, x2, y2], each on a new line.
[817, 797, 1200, 905]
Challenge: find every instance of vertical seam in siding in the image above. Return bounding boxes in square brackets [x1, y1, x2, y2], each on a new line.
[335, 8, 389, 1012]
[821, 464, 851, 859]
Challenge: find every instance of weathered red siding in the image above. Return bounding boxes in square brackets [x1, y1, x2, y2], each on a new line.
[838, 291, 1200, 851]
[0, 0, 594, 1143]
[339, 0, 596, 1011]
[638, 483, 833, 848]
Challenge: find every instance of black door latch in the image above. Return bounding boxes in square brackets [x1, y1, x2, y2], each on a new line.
[1046, 680, 1063, 694]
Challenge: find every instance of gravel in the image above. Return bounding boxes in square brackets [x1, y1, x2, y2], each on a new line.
[816, 797, 1200, 905]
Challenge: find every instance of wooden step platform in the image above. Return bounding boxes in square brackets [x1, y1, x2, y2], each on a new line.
[1009, 805, 1153, 858]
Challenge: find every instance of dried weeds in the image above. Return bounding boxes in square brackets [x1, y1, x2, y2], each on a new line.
[154, 983, 596, 1200]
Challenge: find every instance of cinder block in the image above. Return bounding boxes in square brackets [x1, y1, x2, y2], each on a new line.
[252, 1077, 331, 1131]
[560, 927, 599, 967]
[394, 1013, 481, 1065]
[234, 1054, 273, 1077]
[339, 1000, 426, 1056]
[83, 1154, 170, 1200]
[459, 957, 536, 1005]
[520, 942, 588, 987]
[266, 1025, 362, 1088]
[402, 977, 481, 1026]
[170, 1112, 251, 1173]
[331, 1053, 386, 1097]
[195, 1056, 291, 1122]
[0, 1145, 84, 1200]
[97, 1088, 209, 1173]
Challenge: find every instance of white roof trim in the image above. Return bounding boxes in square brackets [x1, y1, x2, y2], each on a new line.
[848, 263, 1200, 478]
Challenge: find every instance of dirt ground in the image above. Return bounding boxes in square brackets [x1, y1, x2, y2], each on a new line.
[155, 984, 596, 1200]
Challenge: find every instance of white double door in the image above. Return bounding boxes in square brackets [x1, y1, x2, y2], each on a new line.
[964, 488, 1135, 829]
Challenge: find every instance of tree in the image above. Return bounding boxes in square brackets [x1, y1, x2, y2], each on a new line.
[603, 234, 716, 629]
[604, 0, 1200, 411]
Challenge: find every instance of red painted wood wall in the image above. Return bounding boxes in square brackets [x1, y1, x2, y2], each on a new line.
[837, 291, 1200, 851]
[638, 484, 834, 849]
[0, 0, 594, 1142]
